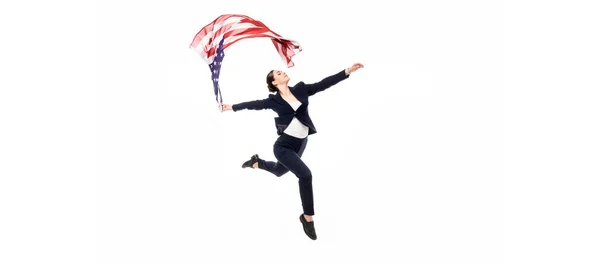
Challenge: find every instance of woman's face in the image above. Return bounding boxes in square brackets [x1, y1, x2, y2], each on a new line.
[272, 70, 289, 86]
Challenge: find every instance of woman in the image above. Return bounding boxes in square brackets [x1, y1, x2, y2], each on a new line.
[219, 62, 364, 240]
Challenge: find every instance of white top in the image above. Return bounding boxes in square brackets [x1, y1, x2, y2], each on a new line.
[283, 100, 309, 138]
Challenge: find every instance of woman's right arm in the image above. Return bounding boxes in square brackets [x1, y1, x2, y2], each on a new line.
[220, 98, 269, 112]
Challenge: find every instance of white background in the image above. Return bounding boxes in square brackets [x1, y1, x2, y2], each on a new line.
[0, 0, 598, 263]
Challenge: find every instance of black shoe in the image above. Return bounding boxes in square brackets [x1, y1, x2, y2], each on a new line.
[299, 214, 317, 240]
[241, 154, 259, 168]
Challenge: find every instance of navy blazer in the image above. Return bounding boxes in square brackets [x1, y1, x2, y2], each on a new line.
[232, 69, 350, 136]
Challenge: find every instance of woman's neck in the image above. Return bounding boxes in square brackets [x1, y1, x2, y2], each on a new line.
[278, 85, 291, 96]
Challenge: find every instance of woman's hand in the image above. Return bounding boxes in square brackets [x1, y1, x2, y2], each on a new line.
[345, 63, 364, 75]
[219, 103, 232, 112]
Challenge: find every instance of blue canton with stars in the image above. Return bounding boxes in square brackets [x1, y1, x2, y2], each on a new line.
[209, 38, 226, 106]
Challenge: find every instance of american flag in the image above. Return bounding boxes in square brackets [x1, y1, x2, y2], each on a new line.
[190, 14, 302, 107]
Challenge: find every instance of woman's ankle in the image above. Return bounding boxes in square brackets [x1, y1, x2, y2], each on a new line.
[303, 214, 313, 222]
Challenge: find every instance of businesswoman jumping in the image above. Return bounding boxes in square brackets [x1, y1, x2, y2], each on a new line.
[220, 62, 364, 240]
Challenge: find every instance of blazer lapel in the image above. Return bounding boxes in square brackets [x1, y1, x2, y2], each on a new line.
[275, 91, 296, 112]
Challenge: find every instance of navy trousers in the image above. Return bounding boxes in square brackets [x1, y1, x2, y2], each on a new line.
[257, 133, 314, 215]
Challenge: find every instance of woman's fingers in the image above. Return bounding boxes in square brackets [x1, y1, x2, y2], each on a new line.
[220, 103, 232, 112]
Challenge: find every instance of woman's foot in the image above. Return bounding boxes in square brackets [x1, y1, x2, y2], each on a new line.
[241, 154, 260, 169]
[299, 214, 317, 240]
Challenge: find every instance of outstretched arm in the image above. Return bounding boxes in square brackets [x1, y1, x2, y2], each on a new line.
[305, 63, 364, 96]
[220, 98, 270, 112]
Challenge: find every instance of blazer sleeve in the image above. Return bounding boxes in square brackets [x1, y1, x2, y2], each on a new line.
[232, 98, 270, 111]
[304, 69, 350, 96]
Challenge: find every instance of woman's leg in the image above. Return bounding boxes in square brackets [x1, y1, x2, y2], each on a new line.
[253, 137, 307, 177]
[257, 159, 289, 177]
[273, 144, 314, 216]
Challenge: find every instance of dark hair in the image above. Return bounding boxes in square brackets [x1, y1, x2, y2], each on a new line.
[266, 70, 278, 93]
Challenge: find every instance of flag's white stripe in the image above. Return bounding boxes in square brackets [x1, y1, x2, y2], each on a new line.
[198, 34, 300, 64]
[192, 22, 258, 57]
[191, 16, 246, 51]
[191, 14, 301, 67]
[196, 20, 296, 51]
[224, 32, 300, 48]
[195, 20, 300, 52]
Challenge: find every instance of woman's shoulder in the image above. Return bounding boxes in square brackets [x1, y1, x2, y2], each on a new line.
[289, 82, 307, 93]
[292, 81, 307, 88]
[266, 93, 278, 101]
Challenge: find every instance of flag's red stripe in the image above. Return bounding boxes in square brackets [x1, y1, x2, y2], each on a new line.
[191, 14, 301, 67]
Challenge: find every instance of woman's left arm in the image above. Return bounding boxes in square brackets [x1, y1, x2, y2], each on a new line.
[305, 63, 364, 96]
